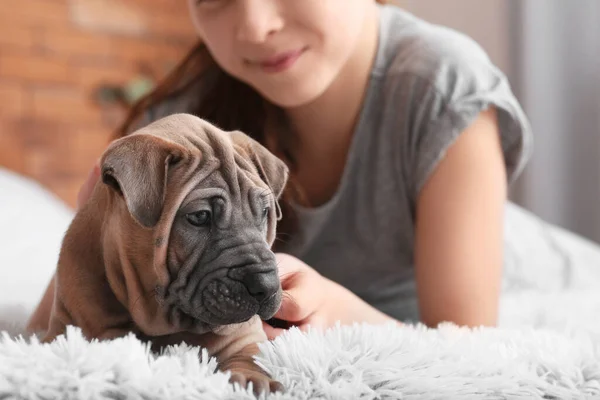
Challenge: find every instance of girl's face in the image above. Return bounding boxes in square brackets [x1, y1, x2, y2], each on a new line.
[188, 0, 376, 108]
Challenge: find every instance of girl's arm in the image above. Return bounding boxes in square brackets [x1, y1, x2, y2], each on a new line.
[262, 108, 508, 337]
[414, 107, 506, 328]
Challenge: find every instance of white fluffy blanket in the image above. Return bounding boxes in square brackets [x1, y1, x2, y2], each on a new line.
[2, 168, 600, 399]
[1, 289, 600, 400]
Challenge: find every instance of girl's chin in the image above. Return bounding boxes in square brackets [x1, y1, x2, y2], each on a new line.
[256, 78, 333, 108]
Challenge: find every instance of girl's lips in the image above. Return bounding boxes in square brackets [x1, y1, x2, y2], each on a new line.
[257, 48, 306, 73]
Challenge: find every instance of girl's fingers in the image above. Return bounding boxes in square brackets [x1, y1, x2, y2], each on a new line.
[262, 321, 285, 340]
[274, 253, 302, 279]
[271, 253, 327, 325]
[273, 285, 316, 322]
[272, 294, 299, 322]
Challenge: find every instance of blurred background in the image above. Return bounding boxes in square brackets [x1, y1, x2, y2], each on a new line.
[402, 0, 600, 245]
[0, 0, 196, 205]
[0, 0, 599, 242]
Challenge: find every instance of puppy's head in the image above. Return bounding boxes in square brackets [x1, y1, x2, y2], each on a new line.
[100, 114, 289, 330]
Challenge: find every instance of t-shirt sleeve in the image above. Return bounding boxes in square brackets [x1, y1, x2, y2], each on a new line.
[393, 26, 534, 202]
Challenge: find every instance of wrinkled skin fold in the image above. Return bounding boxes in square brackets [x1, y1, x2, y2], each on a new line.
[42, 114, 290, 396]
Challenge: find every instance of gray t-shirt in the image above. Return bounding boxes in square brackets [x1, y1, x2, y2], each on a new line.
[140, 4, 600, 323]
[278, 4, 533, 321]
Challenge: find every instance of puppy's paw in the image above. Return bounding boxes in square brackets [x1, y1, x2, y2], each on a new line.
[229, 368, 284, 396]
[217, 339, 285, 396]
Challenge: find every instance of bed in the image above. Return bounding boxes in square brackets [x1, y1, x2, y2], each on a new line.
[1, 166, 599, 399]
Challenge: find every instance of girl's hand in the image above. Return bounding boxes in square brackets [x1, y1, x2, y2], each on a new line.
[262, 253, 397, 340]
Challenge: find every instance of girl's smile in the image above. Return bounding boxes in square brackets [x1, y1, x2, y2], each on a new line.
[247, 46, 308, 74]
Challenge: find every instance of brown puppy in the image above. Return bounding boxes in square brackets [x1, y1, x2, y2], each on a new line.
[42, 113, 289, 395]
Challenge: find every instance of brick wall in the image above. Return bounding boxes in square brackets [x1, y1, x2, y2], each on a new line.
[0, 0, 197, 207]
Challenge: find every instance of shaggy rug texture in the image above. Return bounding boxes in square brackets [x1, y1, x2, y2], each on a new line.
[1, 289, 600, 400]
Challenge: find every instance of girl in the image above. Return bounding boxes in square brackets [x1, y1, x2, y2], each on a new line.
[28, 0, 538, 338]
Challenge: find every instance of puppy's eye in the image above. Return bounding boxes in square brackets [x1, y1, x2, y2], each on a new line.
[262, 207, 269, 220]
[186, 210, 211, 227]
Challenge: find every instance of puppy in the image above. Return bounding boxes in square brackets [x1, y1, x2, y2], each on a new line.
[43, 113, 289, 395]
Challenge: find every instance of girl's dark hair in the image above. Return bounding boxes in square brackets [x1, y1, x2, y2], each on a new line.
[115, 0, 388, 249]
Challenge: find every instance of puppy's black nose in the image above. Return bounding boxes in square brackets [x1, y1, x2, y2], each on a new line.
[241, 270, 280, 303]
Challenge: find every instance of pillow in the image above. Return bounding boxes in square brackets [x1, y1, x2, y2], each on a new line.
[0, 167, 74, 318]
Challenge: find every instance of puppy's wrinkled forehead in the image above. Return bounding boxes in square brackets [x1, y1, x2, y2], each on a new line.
[140, 114, 262, 185]
[140, 114, 236, 162]
[101, 113, 288, 230]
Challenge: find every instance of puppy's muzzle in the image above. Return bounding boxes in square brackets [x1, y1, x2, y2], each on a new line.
[190, 259, 282, 325]
[229, 267, 280, 305]
[225, 263, 281, 321]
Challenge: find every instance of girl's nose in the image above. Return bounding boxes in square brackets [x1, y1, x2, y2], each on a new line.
[236, 0, 284, 43]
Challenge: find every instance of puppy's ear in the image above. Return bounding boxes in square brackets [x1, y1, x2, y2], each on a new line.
[230, 131, 289, 201]
[100, 134, 186, 228]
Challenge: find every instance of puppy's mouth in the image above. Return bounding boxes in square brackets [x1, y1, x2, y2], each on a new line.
[184, 272, 282, 326]
[202, 279, 259, 324]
